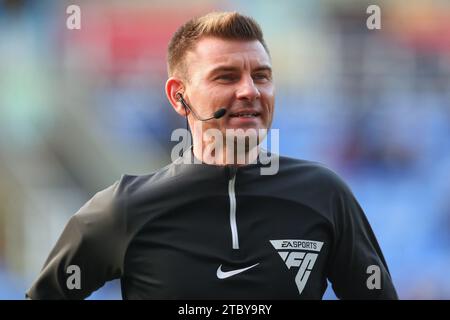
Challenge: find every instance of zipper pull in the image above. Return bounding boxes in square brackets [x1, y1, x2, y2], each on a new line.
[228, 165, 238, 180]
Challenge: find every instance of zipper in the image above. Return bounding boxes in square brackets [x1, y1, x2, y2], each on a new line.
[228, 166, 239, 250]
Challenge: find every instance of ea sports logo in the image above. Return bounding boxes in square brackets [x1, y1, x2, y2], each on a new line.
[270, 239, 324, 295]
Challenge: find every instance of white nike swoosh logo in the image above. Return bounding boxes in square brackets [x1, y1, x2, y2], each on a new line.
[216, 263, 260, 279]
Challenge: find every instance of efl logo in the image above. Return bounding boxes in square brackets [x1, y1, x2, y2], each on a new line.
[270, 239, 324, 295]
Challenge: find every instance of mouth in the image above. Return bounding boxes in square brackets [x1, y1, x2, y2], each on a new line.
[229, 112, 261, 118]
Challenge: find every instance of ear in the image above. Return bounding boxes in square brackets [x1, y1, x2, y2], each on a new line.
[165, 77, 188, 117]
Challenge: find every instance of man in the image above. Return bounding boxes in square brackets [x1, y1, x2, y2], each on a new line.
[26, 12, 398, 299]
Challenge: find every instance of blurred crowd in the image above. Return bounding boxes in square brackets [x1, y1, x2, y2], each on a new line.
[1, 0, 450, 299]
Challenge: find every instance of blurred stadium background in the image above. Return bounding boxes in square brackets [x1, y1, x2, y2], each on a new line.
[1, 0, 450, 299]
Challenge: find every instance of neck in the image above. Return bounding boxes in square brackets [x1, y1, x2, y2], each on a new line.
[192, 137, 260, 166]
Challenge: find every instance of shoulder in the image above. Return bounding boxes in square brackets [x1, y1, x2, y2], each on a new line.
[277, 155, 352, 195]
[117, 158, 189, 194]
[73, 160, 183, 221]
[70, 164, 168, 231]
[276, 155, 363, 231]
[68, 179, 126, 241]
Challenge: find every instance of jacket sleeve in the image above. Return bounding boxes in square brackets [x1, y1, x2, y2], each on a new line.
[326, 179, 398, 299]
[26, 180, 128, 300]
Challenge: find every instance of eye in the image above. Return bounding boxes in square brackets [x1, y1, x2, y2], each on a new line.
[215, 74, 238, 82]
[253, 73, 271, 82]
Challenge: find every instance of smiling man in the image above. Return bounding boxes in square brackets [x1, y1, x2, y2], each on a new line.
[166, 32, 274, 165]
[166, 13, 275, 165]
[26, 12, 398, 300]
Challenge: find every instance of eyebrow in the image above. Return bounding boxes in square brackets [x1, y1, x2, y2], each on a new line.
[252, 65, 272, 73]
[208, 65, 272, 75]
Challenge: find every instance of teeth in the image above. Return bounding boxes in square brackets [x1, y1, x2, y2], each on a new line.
[232, 113, 258, 117]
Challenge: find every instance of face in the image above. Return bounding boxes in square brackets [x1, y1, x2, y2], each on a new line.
[183, 37, 275, 139]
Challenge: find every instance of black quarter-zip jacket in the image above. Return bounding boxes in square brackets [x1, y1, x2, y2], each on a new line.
[26, 151, 398, 299]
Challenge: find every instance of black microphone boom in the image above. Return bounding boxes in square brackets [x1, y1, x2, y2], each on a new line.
[212, 108, 227, 119]
[177, 93, 227, 121]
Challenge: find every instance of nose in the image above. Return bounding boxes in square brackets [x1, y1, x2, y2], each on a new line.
[235, 75, 260, 101]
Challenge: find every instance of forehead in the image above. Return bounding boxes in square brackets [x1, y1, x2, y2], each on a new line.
[186, 37, 271, 74]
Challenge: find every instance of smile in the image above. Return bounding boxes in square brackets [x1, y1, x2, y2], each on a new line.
[230, 112, 260, 118]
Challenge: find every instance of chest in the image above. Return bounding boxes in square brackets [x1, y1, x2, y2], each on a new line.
[122, 196, 333, 299]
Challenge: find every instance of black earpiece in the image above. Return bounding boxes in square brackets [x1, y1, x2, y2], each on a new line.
[174, 93, 227, 121]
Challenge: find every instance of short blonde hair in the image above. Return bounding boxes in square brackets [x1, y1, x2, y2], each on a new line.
[167, 11, 270, 79]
